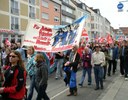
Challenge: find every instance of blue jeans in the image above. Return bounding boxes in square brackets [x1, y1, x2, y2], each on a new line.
[69, 71, 77, 94]
[36, 84, 49, 100]
[94, 66, 104, 88]
[80, 67, 92, 85]
[27, 75, 38, 100]
[55, 59, 63, 78]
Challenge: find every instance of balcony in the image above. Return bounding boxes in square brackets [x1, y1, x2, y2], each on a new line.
[62, 10, 75, 19]
[11, 8, 19, 15]
[29, 13, 35, 19]
[11, 24, 19, 30]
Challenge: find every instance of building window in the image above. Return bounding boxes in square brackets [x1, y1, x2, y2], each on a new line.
[91, 24, 94, 29]
[29, 6, 35, 19]
[62, 5, 73, 14]
[42, 0, 48, 8]
[54, 16, 59, 22]
[11, 35, 15, 40]
[66, 17, 73, 24]
[11, 0, 19, 15]
[62, 15, 73, 24]
[54, 6, 60, 12]
[63, 0, 69, 4]
[42, 12, 49, 20]
[29, 0, 35, 5]
[54, 3, 60, 12]
[91, 16, 94, 21]
[11, 16, 19, 30]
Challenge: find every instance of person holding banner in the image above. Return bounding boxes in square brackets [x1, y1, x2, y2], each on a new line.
[55, 52, 64, 79]
[64, 45, 80, 96]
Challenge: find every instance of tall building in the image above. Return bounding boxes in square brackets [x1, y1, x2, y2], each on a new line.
[0, 0, 40, 45]
[60, 0, 76, 25]
[41, 0, 61, 25]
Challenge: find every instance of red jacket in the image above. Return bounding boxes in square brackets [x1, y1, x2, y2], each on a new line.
[3, 66, 27, 100]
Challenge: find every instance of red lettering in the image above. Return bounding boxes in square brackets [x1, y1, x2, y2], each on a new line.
[36, 40, 50, 45]
[33, 24, 40, 29]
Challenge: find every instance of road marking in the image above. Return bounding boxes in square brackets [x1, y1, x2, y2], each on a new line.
[50, 88, 69, 100]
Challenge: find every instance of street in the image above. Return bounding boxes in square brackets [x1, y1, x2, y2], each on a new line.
[26, 62, 120, 100]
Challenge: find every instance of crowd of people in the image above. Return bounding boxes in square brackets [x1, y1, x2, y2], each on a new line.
[0, 38, 128, 100]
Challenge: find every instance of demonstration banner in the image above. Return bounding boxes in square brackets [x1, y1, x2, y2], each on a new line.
[23, 16, 87, 52]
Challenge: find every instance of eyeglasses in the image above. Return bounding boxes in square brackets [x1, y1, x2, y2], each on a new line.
[9, 55, 17, 58]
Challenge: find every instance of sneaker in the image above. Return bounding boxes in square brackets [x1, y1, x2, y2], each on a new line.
[78, 83, 83, 87]
[55, 77, 58, 80]
[94, 87, 99, 90]
[125, 78, 128, 81]
[101, 86, 104, 90]
[107, 73, 111, 76]
[88, 83, 91, 85]
[67, 93, 73, 96]
[74, 92, 77, 96]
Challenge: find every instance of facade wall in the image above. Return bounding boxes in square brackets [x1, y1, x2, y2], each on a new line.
[0, 14, 9, 29]
[36, 0, 40, 6]
[21, 18, 28, 31]
[36, 8, 40, 19]
[0, 0, 9, 12]
[20, 3, 28, 16]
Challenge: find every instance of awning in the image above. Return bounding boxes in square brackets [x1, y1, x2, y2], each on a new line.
[0, 29, 14, 34]
[0, 29, 24, 35]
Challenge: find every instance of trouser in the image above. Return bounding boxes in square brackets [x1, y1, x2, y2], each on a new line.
[124, 61, 128, 78]
[56, 59, 64, 78]
[94, 66, 104, 88]
[80, 67, 92, 85]
[27, 75, 38, 100]
[103, 65, 107, 79]
[69, 71, 77, 94]
[120, 56, 125, 75]
[36, 84, 49, 100]
[108, 60, 116, 75]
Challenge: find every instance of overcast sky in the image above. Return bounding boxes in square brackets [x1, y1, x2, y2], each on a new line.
[80, 0, 128, 29]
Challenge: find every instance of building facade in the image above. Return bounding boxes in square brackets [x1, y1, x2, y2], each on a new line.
[60, 0, 76, 25]
[0, 0, 40, 46]
[41, 0, 61, 25]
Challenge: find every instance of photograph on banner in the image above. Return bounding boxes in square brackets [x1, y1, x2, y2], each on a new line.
[23, 15, 87, 52]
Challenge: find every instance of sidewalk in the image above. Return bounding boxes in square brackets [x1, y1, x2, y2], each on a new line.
[99, 75, 128, 100]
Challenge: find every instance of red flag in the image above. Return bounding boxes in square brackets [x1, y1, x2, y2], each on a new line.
[106, 33, 113, 44]
[81, 29, 88, 37]
[99, 37, 106, 43]
[81, 29, 89, 42]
